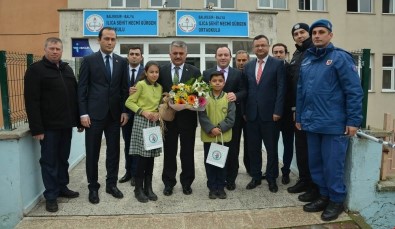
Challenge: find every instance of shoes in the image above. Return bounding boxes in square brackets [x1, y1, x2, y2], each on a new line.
[321, 201, 344, 221]
[163, 186, 173, 196]
[226, 182, 236, 191]
[287, 180, 309, 193]
[246, 179, 262, 190]
[281, 174, 290, 185]
[217, 189, 227, 199]
[261, 173, 266, 180]
[182, 186, 193, 195]
[45, 200, 58, 212]
[303, 196, 329, 212]
[268, 181, 278, 193]
[106, 186, 124, 199]
[130, 177, 136, 186]
[298, 188, 320, 202]
[119, 173, 131, 183]
[209, 190, 217, 199]
[88, 190, 100, 204]
[59, 188, 79, 198]
[144, 175, 158, 201]
[135, 178, 148, 203]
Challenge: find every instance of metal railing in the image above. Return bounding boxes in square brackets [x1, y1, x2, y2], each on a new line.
[357, 130, 395, 149]
[0, 51, 41, 130]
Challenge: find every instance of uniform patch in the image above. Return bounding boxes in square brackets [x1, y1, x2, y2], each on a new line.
[222, 107, 227, 114]
[326, 60, 333, 65]
[352, 65, 358, 72]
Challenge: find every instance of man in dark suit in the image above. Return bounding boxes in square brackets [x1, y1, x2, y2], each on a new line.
[119, 47, 144, 186]
[158, 40, 201, 196]
[78, 27, 129, 204]
[235, 50, 251, 175]
[243, 34, 285, 193]
[203, 46, 247, 191]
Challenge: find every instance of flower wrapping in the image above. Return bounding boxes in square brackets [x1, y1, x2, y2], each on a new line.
[168, 76, 210, 111]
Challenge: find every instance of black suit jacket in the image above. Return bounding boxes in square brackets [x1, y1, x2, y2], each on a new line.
[243, 56, 285, 122]
[202, 66, 247, 104]
[78, 51, 129, 120]
[158, 63, 201, 127]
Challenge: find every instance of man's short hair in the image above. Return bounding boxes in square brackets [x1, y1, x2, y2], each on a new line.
[169, 40, 188, 52]
[235, 50, 250, 58]
[272, 43, 288, 54]
[128, 46, 142, 54]
[253, 34, 270, 45]
[215, 46, 232, 57]
[98, 27, 116, 39]
[45, 37, 62, 48]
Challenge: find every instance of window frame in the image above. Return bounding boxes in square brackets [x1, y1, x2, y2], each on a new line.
[257, 0, 288, 9]
[150, 0, 180, 8]
[204, 0, 236, 9]
[109, 0, 141, 8]
[347, 0, 373, 13]
[382, 55, 395, 92]
[383, 0, 395, 13]
[298, 0, 326, 11]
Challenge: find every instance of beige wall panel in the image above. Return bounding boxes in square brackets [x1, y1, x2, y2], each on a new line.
[68, 0, 107, 9]
[59, 10, 84, 58]
[0, 0, 66, 55]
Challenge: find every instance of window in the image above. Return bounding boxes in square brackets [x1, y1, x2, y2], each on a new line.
[383, 0, 395, 13]
[110, 0, 140, 7]
[382, 55, 395, 91]
[258, 0, 287, 9]
[299, 0, 325, 11]
[347, 0, 372, 13]
[151, 0, 180, 8]
[205, 0, 235, 9]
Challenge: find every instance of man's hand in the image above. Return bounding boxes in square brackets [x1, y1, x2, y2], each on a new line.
[81, 116, 91, 128]
[295, 122, 302, 130]
[129, 86, 137, 95]
[273, 114, 281, 122]
[33, 134, 44, 140]
[120, 113, 129, 126]
[226, 92, 237, 102]
[345, 126, 358, 136]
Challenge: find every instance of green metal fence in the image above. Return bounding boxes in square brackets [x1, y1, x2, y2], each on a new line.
[0, 51, 41, 130]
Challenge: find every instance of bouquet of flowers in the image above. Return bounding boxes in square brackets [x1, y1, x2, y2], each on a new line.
[168, 76, 210, 111]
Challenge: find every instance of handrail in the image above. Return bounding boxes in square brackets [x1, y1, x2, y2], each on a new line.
[356, 130, 395, 149]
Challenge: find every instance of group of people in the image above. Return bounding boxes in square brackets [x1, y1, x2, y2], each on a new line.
[24, 18, 363, 222]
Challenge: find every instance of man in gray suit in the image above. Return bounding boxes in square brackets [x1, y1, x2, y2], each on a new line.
[78, 27, 129, 204]
[203, 46, 247, 191]
[158, 41, 201, 196]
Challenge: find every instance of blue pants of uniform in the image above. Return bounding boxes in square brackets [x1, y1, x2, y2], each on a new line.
[40, 128, 72, 201]
[203, 142, 228, 191]
[306, 132, 349, 203]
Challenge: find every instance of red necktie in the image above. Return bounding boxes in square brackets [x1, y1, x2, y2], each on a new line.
[256, 59, 264, 84]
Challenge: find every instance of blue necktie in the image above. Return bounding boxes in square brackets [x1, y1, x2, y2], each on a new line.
[105, 55, 111, 81]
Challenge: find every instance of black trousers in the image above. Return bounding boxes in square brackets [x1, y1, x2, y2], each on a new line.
[85, 112, 120, 191]
[279, 111, 294, 176]
[121, 115, 138, 177]
[162, 121, 196, 188]
[135, 156, 154, 179]
[225, 107, 243, 184]
[247, 119, 280, 183]
[294, 128, 312, 182]
[40, 128, 72, 200]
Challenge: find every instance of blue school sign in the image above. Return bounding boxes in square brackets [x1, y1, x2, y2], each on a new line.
[176, 11, 249, 37]
[83, 10, 158, 37]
